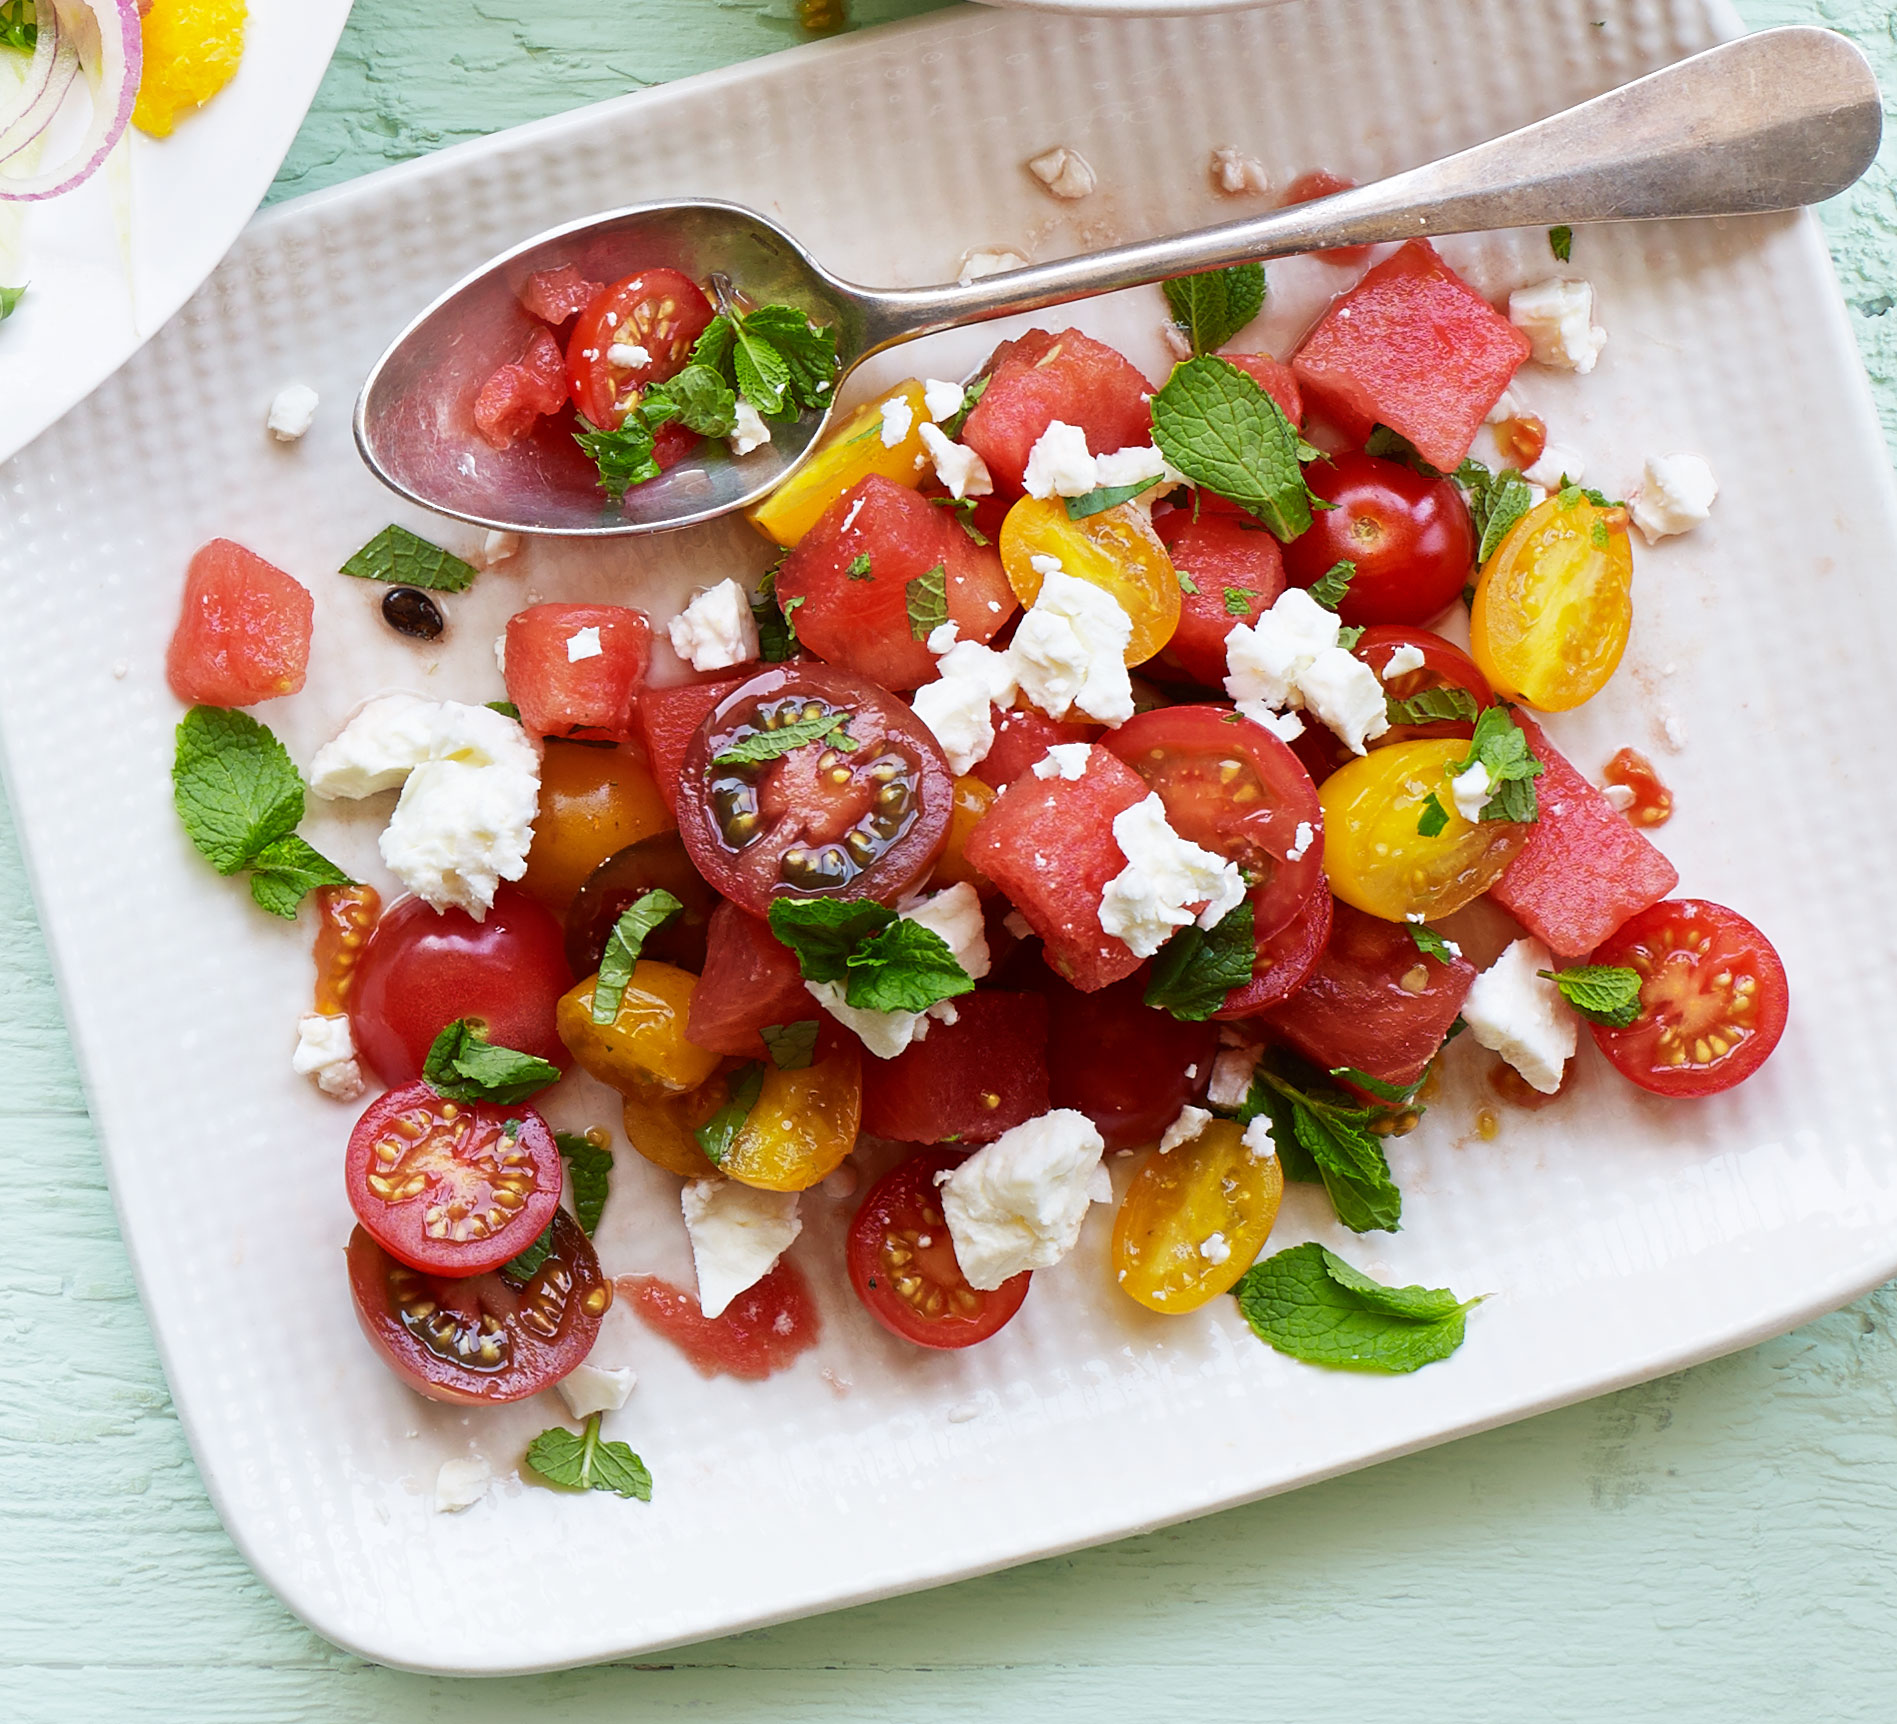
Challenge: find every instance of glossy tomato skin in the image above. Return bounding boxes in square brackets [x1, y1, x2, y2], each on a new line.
[637, 673, 749, 816]
[473, 325, 568, 450]
[861, 991, 1051, 1144]
[166, 539, 313, 708]
[618, 1260, 821, 1378]
[1262, 898, 1473, 1088]
[564, 268, 714, 429]
[1282, 171, 1372, 266]
[776, 475, 1015, 690]
[1152, 511, 1286, 686]
[847, 1149, 1031, 1349]
[351, 886, 573, 1087]
[1589, 900, 1788, 1098]
[564, 829, 718, 978]
[678, 664, 954, 915]
[519, 264, 602, 326]
[348, 1211, 610, 1405]
[504, 604, 652, 742]
[685, 897, 817, 1059]
[1213, 880, 1333, 1019]
[960, 327, 1154, 493]
[521, 739, 673, 913]
[977, 703, 1098, 790]
[345, 1084, 563, 1277]
[1283, 453, 1475, 627]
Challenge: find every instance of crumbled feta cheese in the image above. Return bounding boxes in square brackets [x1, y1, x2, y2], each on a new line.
[1241, 1113, 1277, 1161]
[880, 396, 914, 448]
[1098, 793, 1247, 959]
[840, 496, 865, 534]
[1380, 643, 1426, 681]
[681, 1180, 802, 1319]
[1240, 705, 1305, 743]
[1198, 1232, 1232, 1264]
[1208, 1046, 1259, 1109]
[808, 883, 990, 1058]
[1629, 453, 1718, 544]
[557, 1363, 636, 1421]
[1285, 820, 1316, 863]
[1022, 421, 1098, 499]
[1159, 1105, 1213, 1155]
[1161, 324, 1194, 362]
[939, 1109, 1107, 1289]
[435, 1456, 490, 1513]
[1462, 937, 1576, 1095]
[957, 247, 1029, 285]
[1209, 146, 1269, 196]
[1027, 145, 1096, 200]
[1091, 445, 1175, 490]
[912, 640, 1018, 774]
[1296, 647, 1390, 755]
[479, 530, 520, 568]
[309, 695, 540, 918]
[492, 633, 508, 676]
[1029, 553, 1063, 579]
[1508, 277, 1607, 373]
[566, 626, 604, 663]
[293, 1013, 363, 1101]
[918, 421, 994, 500]
[1450, 760, 1492, 824]
[1010, 570, 1134, 724]
[1031, 742, 1094, 781]
[1223, 587, 1342, 710]
[1658, 706, 1688, 753]
[1525, 444, 1584, 489]
[1603, 782, 1637, 813]
[923, 379, 966, 423]
[927, 621, 960, 655]
[1003, 909, 1034, 942]
[265, 383, 319, 442]
[667, 579, 760, 672]
[606, 341, 652, 370]
[728, 398, 772, 457]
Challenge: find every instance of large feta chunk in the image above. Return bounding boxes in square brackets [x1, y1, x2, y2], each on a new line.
[880, 395, 914, 448]
[680, 1180, 803, 1319]
[667, 578, 761, 672]
[918, 422, 994, 500]
[1295, 647, 1390, 755]
[293, 1013, 364, 1102]
[1009, 570, 1134, 724]
[911, 640, 1018, 774]
[1223, 587, 1342, 711]
[266, 383, 319, 442]
[939, 1108, 1108, 1289]
[566, 626, 603, 663]
[1462, 937, 1577, 1095]
[1022, 421, 1098, 499]
[1091, 445, 1177, 490]
[808, 883, 989, 1059]
[307, 693, 442, 799]
[557, 1363, 637, 1421]
[1629, 453, 1718, 544]
[1508, 277, 1607, 373]
[1098, 793, 1246, 959]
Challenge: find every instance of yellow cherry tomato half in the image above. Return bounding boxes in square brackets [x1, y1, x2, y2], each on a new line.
[621, 1080, 724, 1180]
[721, 1046, 863, 1192]
[556, 961, 723, 1098]
[1470, 491, 1634, 711]
[1112, 1118, 1284, 1313]
[746, 380, 931, 548]
[521, 739, 674, 912]
[999, 495, 1181, 667]
[1320, 738, 1531, 923]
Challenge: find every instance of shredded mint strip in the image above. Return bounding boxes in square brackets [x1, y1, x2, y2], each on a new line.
[591, 890, 685, 1024]
[1151, 355, 1316, 542]
[1307, 560, 1354, 610]
[1237, 1061, 1404, 1234]
[1065, 480, 1155, 520]
[525, 1413, 652, 1501]
[341, 525, 477, 592]
[1233, 1242, 1476, 1372]
[1162, 264, 1266, 356]
[713, 709, 854, 767]
[905, 564, 949, 640]
[1416, 792, 1449, 837]
[555, 1132, 614, 1235]
[695, 1063, 765, 1165]
[1408, 923, 1458, 965]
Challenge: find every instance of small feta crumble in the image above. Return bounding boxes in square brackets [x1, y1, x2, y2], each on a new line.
[927, 621, 960, 655]
[840, 496, 865, 535]
[566, 626, 604, 663]
[434, 1457, 490, 1514]
[1091, 445, 1177, 491]
[478, 530, 520, 568]
[606, 341, 652, 370]
[1450, 760, 1492, 824]
[1098, 793, 1247, 959]
[1380, 643, 1427, 681]
[1199, 1232, 1232, 1265]
[918, 421, 994, 499]
[1032, 742, 1094, 782]
[1658, 706, 1689, 753]
[1525, 443, 1584, 489]
[1241, 1114, 1278, 1162]
[1603, 782, 1637, 813]
[1022, 421, 1098, 499]
[1296, 647, 1391, 755]
[680, 1180, 802, 1319]
[1159, 1105, 1213, 1155]
[1508, 277, 1607, 374]
[111, 660, 128, 680]
[1242, 706, 1306, 743]
[266, 383, 319, 442]
[879, 395, 914, 448]
[808, 883, 989, 1058]
[1462, 937, 1577, 1095]
[1027, 145, 1096, 201]
[1485, 387, 1525, 425]
[309, 695, 541, 919]
[1208, 1046, 1259, 1109]
[923, 379, 966, 423]
[1029, 553, 1063, 579]
[557, 1363, 636, 1421]
[1003, 909, 1034, 942]
[1285, 820, 1316, 863]
[939, 1109, 1107, 1289]
[667, 579, 760, 672]
[912, 640, 1018, 774]
[1209, 146, 1269, 196]
[728, 398, 772, 457]
[1161, 324, 1194, 362]
[493, 632, 508, 676]
[947, 1401, 982, 1424]
[957, 246, 1029, 285]
[1629, 453, 1718, 544]
[293, 1013, 363, 1101]
[1010, 570, 1134, 724]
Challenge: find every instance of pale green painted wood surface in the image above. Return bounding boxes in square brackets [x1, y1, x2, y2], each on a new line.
[4, 2, 1895, 1716]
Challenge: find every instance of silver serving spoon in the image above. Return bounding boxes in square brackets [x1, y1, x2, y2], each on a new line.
[354, 25, 1880, 539]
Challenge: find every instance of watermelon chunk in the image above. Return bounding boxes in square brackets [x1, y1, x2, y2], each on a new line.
[1491, 713, 1679, 958]
[165, 539, 313, 708]
[473, 326, 568, 450]
[861, 990, 1050, 1144]
[960, 328, 1155, 492]
[503, 603, 651, 742]
[977, 703, 1099, 790]
[519, 264, 603, 326]
[1292, 239, 1529, 473]
[685, 899, 813, 1059]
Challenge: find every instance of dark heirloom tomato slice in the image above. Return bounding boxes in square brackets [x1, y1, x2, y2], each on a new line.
[1102, 704, 1324, 940]
[565, 268, 714, 430]
[1213, 879, 1333, 1020]
[347, 1210, 610, 1405]
[848, 1149, 1031, 1349]
[565, 830, 719, 977]
[677, 664, 953, 914]
[1588, 900, 1788, 1098]
[1152, 510, 1287, 688]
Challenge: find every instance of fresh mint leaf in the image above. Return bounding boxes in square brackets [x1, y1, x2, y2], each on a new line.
[1363, 425, 1446, 479]
[1162, 264, 1266, 356]
[574, 414, 661, 501]
[737, 305, 839, 415]
[938, 372, 988, 439]
[768, 898, 898, 984]
[713, 708, 854, 767]
[423, 1019, 562, 1105]
[1222, 586, 1254, 618]
[247, 834, 352, 920]
[689, 314, 735, 377]
[844, 918, 974, 1013]
[525, 1413, 652, 1502]
[341, 525, 477, 592]
[642, 362, 739, 437]
[1256, 1063, 1403, 1233]
[486, 700, 521, 720]
[1478, 470, 1535, 564]
[591, 890, 685, 1023]
[1177, 569, 1201, 596]
[1144, 901, 1255, 1021]
[1065, 480, 1156, 520]
[1448, 705, 1545, 823]
[1331, 1067, 1424, 1106]
[172, 706, 306, 877]
[1151, 355, 1315, 541]
[0, 283, 24, 320]
[1549, 225, 1573, 263]
[555, 1131, 614, 1236]
[751, 562, 798, 663]
[1408, 923, 1458, 964]
[1385, 686, 1480, 727]
[1307, 560, 1354, 610]
[929, 494, 990, 545]
[846, 553, 874, 581]
[1416, 792, 1449, 837]
[730, 322, 793, 415]
[500, 1211, 556, 1285]
[905, 564, 948, 641]
[695, 1062, 765, 1165]
[760, 1020, 820, 1070]
[1539, 963, 1644, 1028]
[1233, 1242, 1473, 1371]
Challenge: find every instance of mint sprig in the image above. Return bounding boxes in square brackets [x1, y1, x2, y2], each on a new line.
[341, 525, 476, 593]
[1448, 706, 1544, 823]
[1151, 355, 1318, 542]
[1234, 1059, 1403, 1234]
[1233, 1242, 1476, 1372]
[423, 1019, 561, 1105]
[1144, 901, 1255, 1022]
[1539, 963, 1644, 1027]
[525, 1413, 652, 1501]
[690, 303, 839, 419]
[1162, 264, 1266, 356]
[591, 890, 684, 1024]
[767, 898, 974, 1014]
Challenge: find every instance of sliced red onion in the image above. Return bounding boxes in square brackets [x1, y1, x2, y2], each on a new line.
[0, 29, 80, 169]
[0, 1, 144, 203]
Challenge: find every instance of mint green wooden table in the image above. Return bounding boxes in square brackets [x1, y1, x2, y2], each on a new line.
[4, 3, 1893, 1716]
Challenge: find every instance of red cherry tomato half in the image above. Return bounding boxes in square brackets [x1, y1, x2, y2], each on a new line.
[847, 1149, 1031, 1348]
[346, 1210, 611, 1405]
[350, 886, 573, 1088]
[565, 268, 715, 430]
[677, 664, 954, 915]
[345, 1083, 563, 1277]
[1214, 879, 1334, 1019]
[1588, 900, 1789, 1098]
[1283, 451, 1475, 627]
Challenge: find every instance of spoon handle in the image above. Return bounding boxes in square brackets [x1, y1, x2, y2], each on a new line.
[838, 26, 1881, 357]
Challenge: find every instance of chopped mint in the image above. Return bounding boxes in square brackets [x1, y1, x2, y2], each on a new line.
[1307, 560, 1355, 610]
[591, 890, 685, 1024]
[1416, 792, 1450, 837]
[555, 1131, 614, 1236]
[713, 708, 855, 768]
[695, 1062, 765, 1165]
[1065, 480, 1155, 520]
[1549, 225, 1573, 263]
[905, 563, 948, 641]
[1144, 902, 1255, 1021]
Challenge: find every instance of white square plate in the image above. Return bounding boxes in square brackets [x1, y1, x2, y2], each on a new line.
[3, 0, 1894, 1677]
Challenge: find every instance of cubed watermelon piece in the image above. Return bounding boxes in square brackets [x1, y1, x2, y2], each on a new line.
[1153, 509, 1286, 686]
[503, 603, 651, 742]
[861, 990, 1050, 1144]
[473, 326, 568, 450]
[685, 898, 814, 1059]
[964, 743, 1149, 992]
[165, 539, 313, 708]
[637, 673, 749, 815]
[1491, 713, 1680, 958]
[960, 327, 1155, 492]
[977, 703, 1099, 789]
[1291, 239, 1529, 473]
